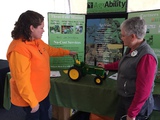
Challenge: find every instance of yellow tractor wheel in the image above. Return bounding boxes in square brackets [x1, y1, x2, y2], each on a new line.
[68, 67, 81, 81]
[94, 76, 103, 85]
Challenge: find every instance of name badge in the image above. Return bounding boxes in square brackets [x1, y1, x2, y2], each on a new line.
[131, 50, 138, 57]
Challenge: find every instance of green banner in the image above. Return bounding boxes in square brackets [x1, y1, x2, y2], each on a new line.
[48, 13, 85, 69]
[128, 10, 160, 80]
[87, 0, 127, 14]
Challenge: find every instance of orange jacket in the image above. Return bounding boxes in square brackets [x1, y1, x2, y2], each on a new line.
[6, 39, 70, 108]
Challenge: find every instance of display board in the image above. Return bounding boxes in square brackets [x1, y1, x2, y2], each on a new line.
[48, 13, 85, 69]
[128, 10, 160, 80]
[87, 0, 127, 14]
[86, 14, 127, 65]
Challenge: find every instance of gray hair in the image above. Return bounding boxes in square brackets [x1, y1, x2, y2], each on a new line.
[120, 17, 147, 39]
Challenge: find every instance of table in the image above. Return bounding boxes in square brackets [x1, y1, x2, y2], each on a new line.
[4, 70, 119, 116]
[49, 71, 160, 119]
[3, 70, 160, 119]
[49, 70, 119, 117]
[0, 59, 10, 108]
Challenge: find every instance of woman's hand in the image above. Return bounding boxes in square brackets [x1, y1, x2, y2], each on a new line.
[97, 62, 105, 68]
[127, 115, 135, 120]
[31, 104, 40, 113]
[69, 51, 77, 57]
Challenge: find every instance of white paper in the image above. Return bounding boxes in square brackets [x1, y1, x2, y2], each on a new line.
[50, 71, 61, 77]
[109, 73, 118, 80]
[91, 71, 109, 76]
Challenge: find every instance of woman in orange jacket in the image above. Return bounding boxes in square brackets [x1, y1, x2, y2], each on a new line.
[6, 10, 77, 120]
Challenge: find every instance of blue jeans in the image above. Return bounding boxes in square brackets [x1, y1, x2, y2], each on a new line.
[23, 95, 50, 120]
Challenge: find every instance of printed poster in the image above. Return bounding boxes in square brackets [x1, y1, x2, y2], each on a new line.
[48, 13, 85, 69]
[86, 18, 125, 65]
[128, 10, 160, 80]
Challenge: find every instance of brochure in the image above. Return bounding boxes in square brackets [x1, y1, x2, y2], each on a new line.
[109, 73, 118, 80]
[50, 71, 61, 77]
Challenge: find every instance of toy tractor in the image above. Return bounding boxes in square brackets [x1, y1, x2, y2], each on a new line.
[68, 54, 107, 85]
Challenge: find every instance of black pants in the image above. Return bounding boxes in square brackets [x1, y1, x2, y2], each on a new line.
[114, 95, 154, 120]
[23, 95, 50, 120]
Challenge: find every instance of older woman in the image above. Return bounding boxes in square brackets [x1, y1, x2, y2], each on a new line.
[98, 17, 158, 120]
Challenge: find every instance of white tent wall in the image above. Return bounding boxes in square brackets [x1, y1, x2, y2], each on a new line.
[0, 0, 159, 59]
[70, 0, 87, 14]
[128, 0, 160, 12]
[0, 0, 87, 60]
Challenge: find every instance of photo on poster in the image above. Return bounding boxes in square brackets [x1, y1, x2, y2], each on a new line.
[61, 25, 74, 34]
[49, 20, 61, 34]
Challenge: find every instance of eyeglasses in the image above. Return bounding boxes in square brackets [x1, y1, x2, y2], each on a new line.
[119, 33, 131, 38]
[119, 33, 126, 38]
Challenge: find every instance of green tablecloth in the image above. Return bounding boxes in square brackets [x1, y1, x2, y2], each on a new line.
[0, 60, 10, 108]
[4, 72, 11, 110]
[49, 70, 119, 116]
[3, 70, 160, 118]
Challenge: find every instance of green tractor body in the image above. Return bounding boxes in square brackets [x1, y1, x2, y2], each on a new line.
[68, 54, 107, 85]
